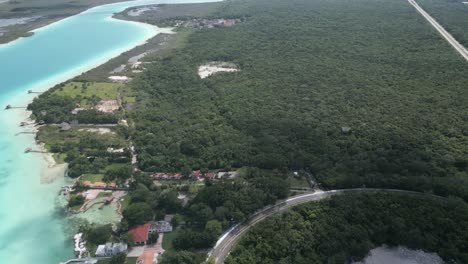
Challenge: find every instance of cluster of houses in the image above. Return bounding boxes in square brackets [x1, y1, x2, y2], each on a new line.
[151, 170, 237, 181]
[188, 18, 242, 29]
[128, 221, 173, 245]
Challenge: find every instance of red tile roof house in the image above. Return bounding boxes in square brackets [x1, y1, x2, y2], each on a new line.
[128, 223, 150, 245]
[190, 170, 202, 178]
[205, 171, 216, 179]
[171, 173, 182, 180]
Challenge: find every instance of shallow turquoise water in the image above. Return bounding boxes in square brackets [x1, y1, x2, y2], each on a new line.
[0, 0, 220, 263]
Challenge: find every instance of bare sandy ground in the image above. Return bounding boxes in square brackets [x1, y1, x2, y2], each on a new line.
[41, 154, 68, 184]
[97, 100, 119, 112]
[198, 62, 239, 79]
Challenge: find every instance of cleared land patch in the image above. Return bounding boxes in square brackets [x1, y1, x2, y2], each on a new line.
[53, 81, 122, 98]
[198, 61, 239, 79]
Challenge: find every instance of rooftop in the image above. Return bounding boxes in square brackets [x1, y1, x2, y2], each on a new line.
[129, 223, 150, 243]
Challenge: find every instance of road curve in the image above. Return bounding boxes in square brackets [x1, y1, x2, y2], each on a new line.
[408, 0, 468, 61]
[209, 188, 447, 264]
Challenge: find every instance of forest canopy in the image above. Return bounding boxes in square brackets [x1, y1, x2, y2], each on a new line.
[227, 193, 468, 264]
[130, 0, 468, 199]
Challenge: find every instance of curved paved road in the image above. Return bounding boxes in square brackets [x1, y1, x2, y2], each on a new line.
[209, 188, 446, 264]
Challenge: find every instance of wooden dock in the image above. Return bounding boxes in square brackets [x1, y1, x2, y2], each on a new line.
[5, 105, 27, 110]
[28, 90, 43, 94]
[24, 148, 47, 153]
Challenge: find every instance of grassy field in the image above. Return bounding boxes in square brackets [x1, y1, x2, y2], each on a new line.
[162, 230, 177, 252]
[120, 194, 131, 211]
[80, 173, 104, 183]
[37, 126, 127, 151]
[53, 82, 122, 99]
[52, 81, 123, 107]
[0, 0, 127, 43]
[103, 163, 130, 172]
[288, 175, 310, 189]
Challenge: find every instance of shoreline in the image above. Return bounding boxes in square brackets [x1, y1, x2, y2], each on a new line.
[0, 0, 136, 45]
[0, 2, 172, 261]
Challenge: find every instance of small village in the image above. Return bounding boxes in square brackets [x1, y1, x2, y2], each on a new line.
[60, 166, 243, 264]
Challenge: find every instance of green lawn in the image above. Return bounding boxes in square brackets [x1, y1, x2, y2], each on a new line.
[162, 230, 177, 252]
[188, 183, 202, 194]
[120, 194, 131, 211]
[122, 96, 136, 104]
[53, 81, 122, 98]
[97, 191, 112, 198]
[102, 163, 130, 173]
[37, 126, 128, 151]
[81, 174, 105, 183]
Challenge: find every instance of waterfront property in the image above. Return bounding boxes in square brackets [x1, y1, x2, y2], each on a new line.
[129, 221, 173, 245]
[95, 242, 128, 257]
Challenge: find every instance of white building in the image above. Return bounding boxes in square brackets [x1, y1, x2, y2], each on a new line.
[95, 242, 128, 257]
[149, 221, 173, 233]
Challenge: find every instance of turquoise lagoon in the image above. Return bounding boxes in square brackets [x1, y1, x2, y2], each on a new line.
[0, 0, 220, 263]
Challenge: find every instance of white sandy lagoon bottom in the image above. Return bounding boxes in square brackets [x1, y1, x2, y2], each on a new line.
[352, 246, 444, 264]
[0, 102, 74, 263]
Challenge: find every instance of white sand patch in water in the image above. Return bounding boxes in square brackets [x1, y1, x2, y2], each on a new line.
[352, 246, 444, 264]
[198, 61, 239, 79]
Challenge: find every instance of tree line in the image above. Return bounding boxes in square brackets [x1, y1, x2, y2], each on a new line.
[227, 193, 468, 264]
